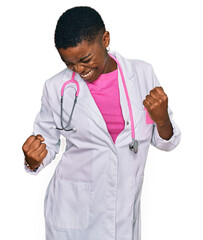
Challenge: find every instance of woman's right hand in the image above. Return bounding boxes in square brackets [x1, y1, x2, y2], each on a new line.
[22, 134, 48, 170]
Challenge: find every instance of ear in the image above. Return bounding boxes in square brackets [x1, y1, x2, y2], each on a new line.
[102, 31, 110, 48]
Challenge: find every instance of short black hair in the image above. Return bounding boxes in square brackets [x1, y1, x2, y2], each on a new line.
[54, 6, 106, 49]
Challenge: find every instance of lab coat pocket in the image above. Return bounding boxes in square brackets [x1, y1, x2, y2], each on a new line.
[134, 109, 153, 142]
[52, 180, 92, 230]
[144, 108, 154, 124]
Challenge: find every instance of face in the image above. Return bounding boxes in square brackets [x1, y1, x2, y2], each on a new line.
[58, 31, 115, 83]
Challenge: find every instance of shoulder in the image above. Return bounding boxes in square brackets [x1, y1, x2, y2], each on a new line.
[130, 59, 153, 70]
[44, 68, 70, 88]
[111, 51, 155, 77]
[125, 57, 155, 77]
[113, 51, 159, 99]
[130, 59, 156, 81]
[129, 59, 158, 92]
[40, 68, 73, 101]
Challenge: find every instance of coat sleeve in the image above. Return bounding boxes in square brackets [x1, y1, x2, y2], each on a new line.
[150, 66, 181, 151]
[24, 81, 61, 175]
[151, 108, 181, 151]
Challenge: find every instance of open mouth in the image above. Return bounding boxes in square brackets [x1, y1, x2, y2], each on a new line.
[80, 69, 94, 79]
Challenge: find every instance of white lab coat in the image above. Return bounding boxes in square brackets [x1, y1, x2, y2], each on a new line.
[26, 51, 181, 240]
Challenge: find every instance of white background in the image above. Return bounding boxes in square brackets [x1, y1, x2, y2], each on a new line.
[0, 0, 202, 239]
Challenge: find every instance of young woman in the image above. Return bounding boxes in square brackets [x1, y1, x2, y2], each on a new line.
[22, 6, 181, 240]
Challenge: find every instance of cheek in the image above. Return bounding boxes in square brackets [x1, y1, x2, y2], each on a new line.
[86, 52, 108, 72]
[87, 61, 102, 71]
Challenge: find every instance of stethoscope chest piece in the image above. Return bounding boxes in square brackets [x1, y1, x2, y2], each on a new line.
[129, 139, 138, 153]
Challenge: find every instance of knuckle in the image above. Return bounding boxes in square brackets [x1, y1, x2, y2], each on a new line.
[29, 152, 35, 159]
[164, 94, 168, 101]
[35, 139, 41, 144]
[28, 135, 36, 143]
[152, 102, 158, 108]
[41, 143, 46, 148]
[35, 134, 42, 138]
[150, 89, 154, 95]
[22, 145, 28, 152]
[26, 151, 32, 158]
[151, 103, 156, 108]
[148, 106, 154, 112]
[33, 139, 41, 148]
[143, 99, 147, 105]
[29, 135, 36, 140]
[158, 98, 163, 104]
[36, 134, 44, 141]
[148, 105, 153, 110]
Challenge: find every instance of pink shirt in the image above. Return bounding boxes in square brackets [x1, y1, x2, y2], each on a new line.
[87, 69, 125, 143]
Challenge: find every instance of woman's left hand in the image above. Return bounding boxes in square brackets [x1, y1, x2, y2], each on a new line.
[143, 86, 173, 140]
[143, 87, 169, 127]
[143, 87, 173, 140]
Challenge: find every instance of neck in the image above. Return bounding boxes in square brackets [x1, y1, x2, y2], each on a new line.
[106, 54, 117, 73]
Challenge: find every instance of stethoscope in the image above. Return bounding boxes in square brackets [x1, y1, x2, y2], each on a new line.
[56, 54, 138, 153]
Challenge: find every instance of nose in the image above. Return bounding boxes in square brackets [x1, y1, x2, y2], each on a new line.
[73, 63, 85, 74]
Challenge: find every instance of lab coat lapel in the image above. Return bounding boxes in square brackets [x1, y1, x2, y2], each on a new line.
[112, 52, 144, 133]
[74, 73, 117, 151]
[113, 51, 143, 109]
[74, 74, 107, 122]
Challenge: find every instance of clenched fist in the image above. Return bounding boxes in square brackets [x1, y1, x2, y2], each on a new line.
[143, 87, 169, 126]
[143, 87, 173, 140]
[22, 134, 47, 170]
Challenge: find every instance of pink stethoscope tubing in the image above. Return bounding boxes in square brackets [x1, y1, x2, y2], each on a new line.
[57, 72, 79, 131]
[108, 54, 138, 152]
[58, 55, 138, 152]
[61, 72, 80, 97]
[108, 54, 135, 139]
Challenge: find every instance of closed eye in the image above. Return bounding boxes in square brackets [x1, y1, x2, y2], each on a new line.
[81, 58, 91, 64]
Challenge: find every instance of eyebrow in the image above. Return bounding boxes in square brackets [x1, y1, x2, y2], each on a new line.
[62, 54, 91, 63]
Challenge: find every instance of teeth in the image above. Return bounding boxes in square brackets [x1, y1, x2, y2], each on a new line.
[81, 69, 93, 78]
